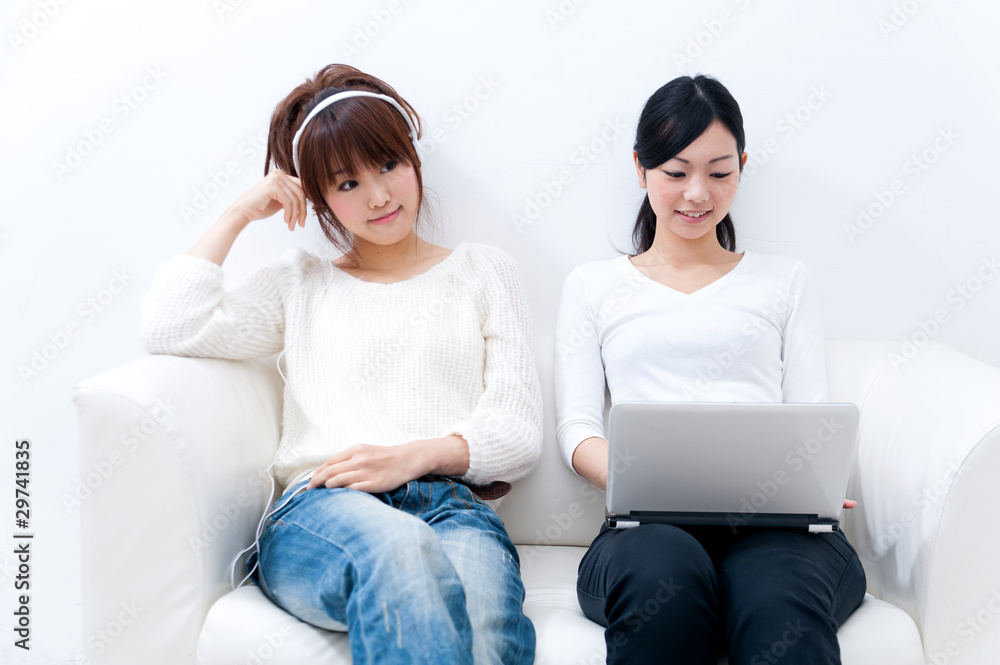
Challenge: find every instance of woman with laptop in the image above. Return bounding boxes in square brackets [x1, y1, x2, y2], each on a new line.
[554, 75, 867, 664]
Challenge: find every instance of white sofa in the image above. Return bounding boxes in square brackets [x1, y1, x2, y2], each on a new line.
[74, 340, 1000, 664]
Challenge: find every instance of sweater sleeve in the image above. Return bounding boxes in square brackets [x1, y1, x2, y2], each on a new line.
[137, 251, 304, 359]
[780, 261, 828, 403]
[553, 266, 608, 476]
[445, 247, 543, 485]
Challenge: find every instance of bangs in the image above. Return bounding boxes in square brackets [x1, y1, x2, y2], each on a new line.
[297, 96, 417, 193]
[639, 97, 715, 169]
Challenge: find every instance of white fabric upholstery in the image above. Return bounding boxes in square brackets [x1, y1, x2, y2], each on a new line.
[75, 341, 1000, 664]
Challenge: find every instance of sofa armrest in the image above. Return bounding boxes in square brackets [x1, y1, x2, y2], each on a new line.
[74, 354, 282, 665]
[837, 342, 1000, 664]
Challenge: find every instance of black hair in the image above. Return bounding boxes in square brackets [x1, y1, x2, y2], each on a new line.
[631, 75, 745, 254]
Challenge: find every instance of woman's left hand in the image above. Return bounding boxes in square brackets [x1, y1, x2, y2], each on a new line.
[844, 499, 857, 509]
[307, 443, 426, 494]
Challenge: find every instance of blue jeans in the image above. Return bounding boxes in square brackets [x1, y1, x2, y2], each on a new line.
[247, 476, 535, 665]
[577, 523, 867, 665]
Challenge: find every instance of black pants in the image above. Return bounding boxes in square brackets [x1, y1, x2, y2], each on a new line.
[576, 523, 867, 665]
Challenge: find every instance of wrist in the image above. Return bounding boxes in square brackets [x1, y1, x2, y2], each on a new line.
[218, 206, 251, 233]
[412, 436, 470, 478]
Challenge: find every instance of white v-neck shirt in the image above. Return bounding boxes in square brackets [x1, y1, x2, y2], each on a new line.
[553, 250, 828, 474]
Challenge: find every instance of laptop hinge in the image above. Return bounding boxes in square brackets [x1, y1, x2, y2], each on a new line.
[808, 524, 836, 533]
[622, 511, 839, 532]
[606, 510, 641, 529]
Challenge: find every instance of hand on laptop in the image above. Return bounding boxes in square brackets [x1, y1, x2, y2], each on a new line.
[844, 499, 857, 509]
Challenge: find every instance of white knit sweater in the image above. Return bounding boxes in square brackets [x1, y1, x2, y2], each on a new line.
[138, 242, 543, 490]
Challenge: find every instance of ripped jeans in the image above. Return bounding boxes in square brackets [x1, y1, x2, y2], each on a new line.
[247, 476, 535, 665]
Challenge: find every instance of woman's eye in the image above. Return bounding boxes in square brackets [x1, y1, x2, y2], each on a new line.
[664, 171, 684, 178]
[337, 180, 358, 191]
[711, 172, 734, 179]
[381, 160, 398, 173]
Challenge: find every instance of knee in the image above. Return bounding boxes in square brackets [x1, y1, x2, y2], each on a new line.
[721, 531, 854, 623]
[369, 517, 450, 574]
[323, 517, 467, 617]
[610, 525, 715, 592]
[597, 525, 717, 632]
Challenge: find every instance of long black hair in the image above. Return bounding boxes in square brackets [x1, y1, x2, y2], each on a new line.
[632, 75, 745, 254]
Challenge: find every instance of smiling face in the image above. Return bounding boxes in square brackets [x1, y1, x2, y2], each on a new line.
[322, 158, 421, 249]
[635, 120, 746, 246]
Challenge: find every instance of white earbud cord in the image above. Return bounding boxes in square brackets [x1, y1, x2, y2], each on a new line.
[229, 257, 336, 590]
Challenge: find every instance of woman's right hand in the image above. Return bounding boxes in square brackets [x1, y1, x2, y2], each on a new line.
[224, 170, 310, 231]
[187, 170, 311, 266]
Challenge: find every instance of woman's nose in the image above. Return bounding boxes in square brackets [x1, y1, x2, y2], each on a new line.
[684, 177, 710, 203]
[369, 181, 390, 208]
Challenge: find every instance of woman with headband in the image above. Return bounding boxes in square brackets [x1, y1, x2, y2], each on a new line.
[554, 75, 866, 664]
[138, 64, 540, 664]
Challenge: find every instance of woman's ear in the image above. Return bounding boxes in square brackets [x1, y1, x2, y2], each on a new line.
[741, 151, 748, 167]
[633, 151, 647, 188]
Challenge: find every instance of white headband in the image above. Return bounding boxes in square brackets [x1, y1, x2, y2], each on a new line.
[290, 90, 423, 176]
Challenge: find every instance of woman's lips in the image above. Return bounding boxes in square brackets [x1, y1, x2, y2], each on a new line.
[677, 209, 712, 223]
[370, 207, 400, 225]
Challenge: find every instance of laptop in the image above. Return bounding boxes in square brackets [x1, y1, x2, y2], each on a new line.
[605, 402, 860, 533]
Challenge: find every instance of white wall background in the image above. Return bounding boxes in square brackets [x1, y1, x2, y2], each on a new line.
[2, 0, 998, 662]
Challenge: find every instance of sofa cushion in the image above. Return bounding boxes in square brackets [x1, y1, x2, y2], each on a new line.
[198, 545, 924, 664]
[519, 545, 925, 665]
